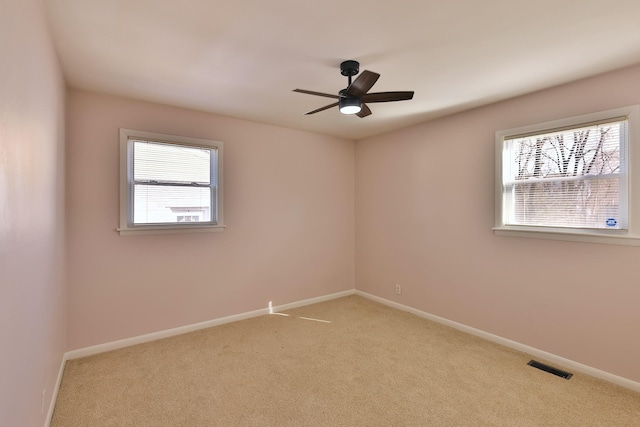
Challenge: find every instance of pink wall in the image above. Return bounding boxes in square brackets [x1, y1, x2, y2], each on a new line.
[65, 90, 355, 350]
[356, 64, 640, 382]
[0, 0, 67, 426]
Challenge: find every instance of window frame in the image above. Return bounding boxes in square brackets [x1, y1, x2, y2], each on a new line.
[494, 105, 640, 246]
[118, 128, 225, 236]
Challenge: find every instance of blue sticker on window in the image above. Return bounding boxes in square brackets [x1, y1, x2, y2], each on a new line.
[606, 218, 617, 227]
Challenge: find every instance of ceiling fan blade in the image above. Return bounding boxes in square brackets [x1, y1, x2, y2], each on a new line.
[346, 70, 380, 97]
[361, 91, 414, 103]
[305, 102, 339, 115]
[293, 89, 340, 99]
[356, 103, 372, 118]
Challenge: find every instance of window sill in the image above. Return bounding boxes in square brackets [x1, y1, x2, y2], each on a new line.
[117, 224, 226, 236]
[493, 226, 640, 246]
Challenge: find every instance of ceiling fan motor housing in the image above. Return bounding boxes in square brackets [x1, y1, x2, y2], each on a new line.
[338, 90, 362, 114]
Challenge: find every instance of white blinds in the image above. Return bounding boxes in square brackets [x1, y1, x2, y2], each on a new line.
[133, 140, 212, 184]
[502, 119, 626, 229]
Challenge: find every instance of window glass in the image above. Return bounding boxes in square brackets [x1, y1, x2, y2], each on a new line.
[502, 120, 625, 229]
[131, 140, 216, 225]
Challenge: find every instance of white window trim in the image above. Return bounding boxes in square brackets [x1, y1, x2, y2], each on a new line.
[494, 105, 640, 246]
[118, 128, 225, 236]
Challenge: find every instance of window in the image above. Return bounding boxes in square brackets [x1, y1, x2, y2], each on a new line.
[119, 129, 224, 235]
[495, 105, 640, 245]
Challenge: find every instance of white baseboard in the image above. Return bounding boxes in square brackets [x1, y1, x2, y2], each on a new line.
[355, 290, 640, 393]
[65, 289, 355, 361]
[44, 353, 67, 427]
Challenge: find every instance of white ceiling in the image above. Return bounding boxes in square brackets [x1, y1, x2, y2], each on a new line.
[44, 0, 640, 140]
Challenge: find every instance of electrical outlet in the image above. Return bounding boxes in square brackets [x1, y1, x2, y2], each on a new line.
[395, 284, 401, 295]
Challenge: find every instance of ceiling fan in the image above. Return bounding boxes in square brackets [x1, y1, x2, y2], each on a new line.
[293, 60, 414, 118]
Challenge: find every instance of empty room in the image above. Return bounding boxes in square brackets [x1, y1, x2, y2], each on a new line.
[2, 0, 640, 426]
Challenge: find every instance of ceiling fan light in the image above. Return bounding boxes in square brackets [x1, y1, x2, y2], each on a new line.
[339, 96, 361, 114]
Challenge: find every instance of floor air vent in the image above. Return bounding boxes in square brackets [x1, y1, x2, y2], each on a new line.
[527, 360, 573, 380]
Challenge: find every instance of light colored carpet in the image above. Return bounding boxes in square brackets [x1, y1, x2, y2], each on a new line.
[52, 295, 640, 426]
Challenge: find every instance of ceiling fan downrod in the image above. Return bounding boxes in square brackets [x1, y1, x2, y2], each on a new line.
[340, 60, 360, 87]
